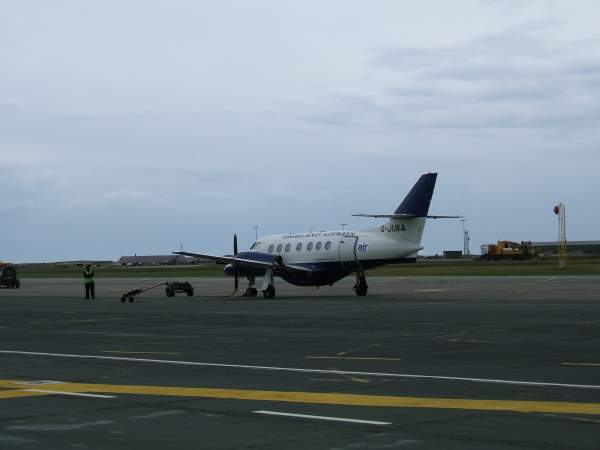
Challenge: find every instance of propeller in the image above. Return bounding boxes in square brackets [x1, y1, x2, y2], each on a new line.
[233, 233, 239, 291]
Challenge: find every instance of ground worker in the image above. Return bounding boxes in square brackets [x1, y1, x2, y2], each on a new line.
[83, 264, 95, 299]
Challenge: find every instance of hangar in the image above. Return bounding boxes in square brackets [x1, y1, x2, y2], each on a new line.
[531, 241, 600, 256]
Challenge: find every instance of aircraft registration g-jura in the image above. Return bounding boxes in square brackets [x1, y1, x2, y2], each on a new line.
[175, 173, 459, 298]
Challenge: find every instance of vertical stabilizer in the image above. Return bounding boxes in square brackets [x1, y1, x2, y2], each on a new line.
[394, 173, 437, 217]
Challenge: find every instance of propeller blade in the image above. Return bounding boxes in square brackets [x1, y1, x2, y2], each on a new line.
[233, 233, 239, 291]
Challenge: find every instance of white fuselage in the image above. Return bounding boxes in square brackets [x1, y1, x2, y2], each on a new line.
[251, 218, 424, 269]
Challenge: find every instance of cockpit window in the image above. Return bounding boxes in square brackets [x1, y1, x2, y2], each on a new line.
[250, 242, 259, 250]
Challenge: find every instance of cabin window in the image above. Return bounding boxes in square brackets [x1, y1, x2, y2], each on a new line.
[268, 244, 274, 253]
[307, 242, 313, 251]
[276, 244, 283, 253]
[285, 243, 291, 252]
[315, 242, 322, 250]
[324, 241, 332, 250]
[296, 243, 302, 252]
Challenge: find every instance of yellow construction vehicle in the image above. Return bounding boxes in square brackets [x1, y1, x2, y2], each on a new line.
[480, 241, 536, 261]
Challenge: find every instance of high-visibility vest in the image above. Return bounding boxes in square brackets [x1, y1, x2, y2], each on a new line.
[83, 269, 95, 284]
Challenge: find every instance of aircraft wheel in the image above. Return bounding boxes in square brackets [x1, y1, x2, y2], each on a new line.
[263, 285, 275, 299]
[250, 288, 258, 297]
[355, 284, 368, 296]
[129, 297, 135, 303]
[120, 296, 126, 303]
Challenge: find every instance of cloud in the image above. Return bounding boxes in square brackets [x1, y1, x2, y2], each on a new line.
[302, 20, 600, 132]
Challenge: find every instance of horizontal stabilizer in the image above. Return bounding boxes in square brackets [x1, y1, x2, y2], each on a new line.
[353, 213, 462, 219]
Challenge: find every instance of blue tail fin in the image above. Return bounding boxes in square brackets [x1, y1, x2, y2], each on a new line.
[394, 173, 437, 217]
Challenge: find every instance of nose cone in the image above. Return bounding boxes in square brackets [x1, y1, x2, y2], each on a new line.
[224, 264, 235, 276]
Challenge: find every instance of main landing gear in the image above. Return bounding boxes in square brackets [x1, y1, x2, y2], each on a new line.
[353, 271, 368, 296]
[262, 269, 276, 299]
[241, 274, 275, 299]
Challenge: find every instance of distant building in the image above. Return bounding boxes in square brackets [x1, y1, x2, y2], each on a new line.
[443, 250, 463, 259]
[118, 255, 198, 266]
[531, 241, 600, 256]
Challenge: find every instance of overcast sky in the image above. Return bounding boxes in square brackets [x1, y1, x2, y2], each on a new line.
[1, 0, 599, 262]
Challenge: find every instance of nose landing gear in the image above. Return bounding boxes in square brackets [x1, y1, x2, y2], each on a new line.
[354, 271, 368, 296]
[242, 276, 259, 297]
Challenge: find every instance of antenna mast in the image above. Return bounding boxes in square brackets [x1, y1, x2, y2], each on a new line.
[554, 203, 567, 269]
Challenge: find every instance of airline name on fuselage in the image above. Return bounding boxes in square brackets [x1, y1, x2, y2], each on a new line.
[282, 231, 356, 239]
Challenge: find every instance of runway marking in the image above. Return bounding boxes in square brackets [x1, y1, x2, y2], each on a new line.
[561, 363, 600, 367]
[0, 389, 51, 400]
[66, 318, 126, 324]
[2, 350, 600, 390]
[253, 410, 391, 425]
[25, 389, 116, 399]
[130, 410, 184, 420]
[333, 369, 371, 384]
[337, 343, 380, 356]
[413, 289, 449, 292]
[306, 357, 402, 361]
[102, 351, 182, 356]
[1, 379, 600, 415]
[537, 276, 557, 283]
[29, 318, 126, 325]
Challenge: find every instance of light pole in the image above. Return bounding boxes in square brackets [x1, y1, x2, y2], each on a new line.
[252, 226, 259, 242]
[340, 223, 347, 230]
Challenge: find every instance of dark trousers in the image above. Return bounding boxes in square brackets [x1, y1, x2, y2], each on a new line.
[85, 282, 95, 299]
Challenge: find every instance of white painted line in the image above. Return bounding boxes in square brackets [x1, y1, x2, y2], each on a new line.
[25, 389, 116, 399]
[413, 289, 448, 292]
[2, 350, 600, 390]
[254, 410, 391, 425]
[537, 276, 558, 283]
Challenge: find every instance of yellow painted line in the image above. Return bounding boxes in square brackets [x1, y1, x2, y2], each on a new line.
[561, 363, 600, 367]
[306, 357, 402, 361]
[1, 379, 600, 415]
[0, 389, 52, 400]
[101, 351, 181, 356]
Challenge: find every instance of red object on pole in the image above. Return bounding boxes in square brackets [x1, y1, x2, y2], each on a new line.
[553, 205, 560, 215]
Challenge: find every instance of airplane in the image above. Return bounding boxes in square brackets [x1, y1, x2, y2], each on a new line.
[175, 173, 459, 298]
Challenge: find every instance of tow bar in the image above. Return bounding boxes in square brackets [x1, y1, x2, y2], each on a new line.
[120, 282, 167, 303]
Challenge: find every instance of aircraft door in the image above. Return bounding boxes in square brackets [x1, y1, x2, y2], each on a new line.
[338, 235, 362, 271]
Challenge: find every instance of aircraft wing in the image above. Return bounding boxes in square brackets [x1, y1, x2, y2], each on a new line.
[173, 251, 313, 273]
